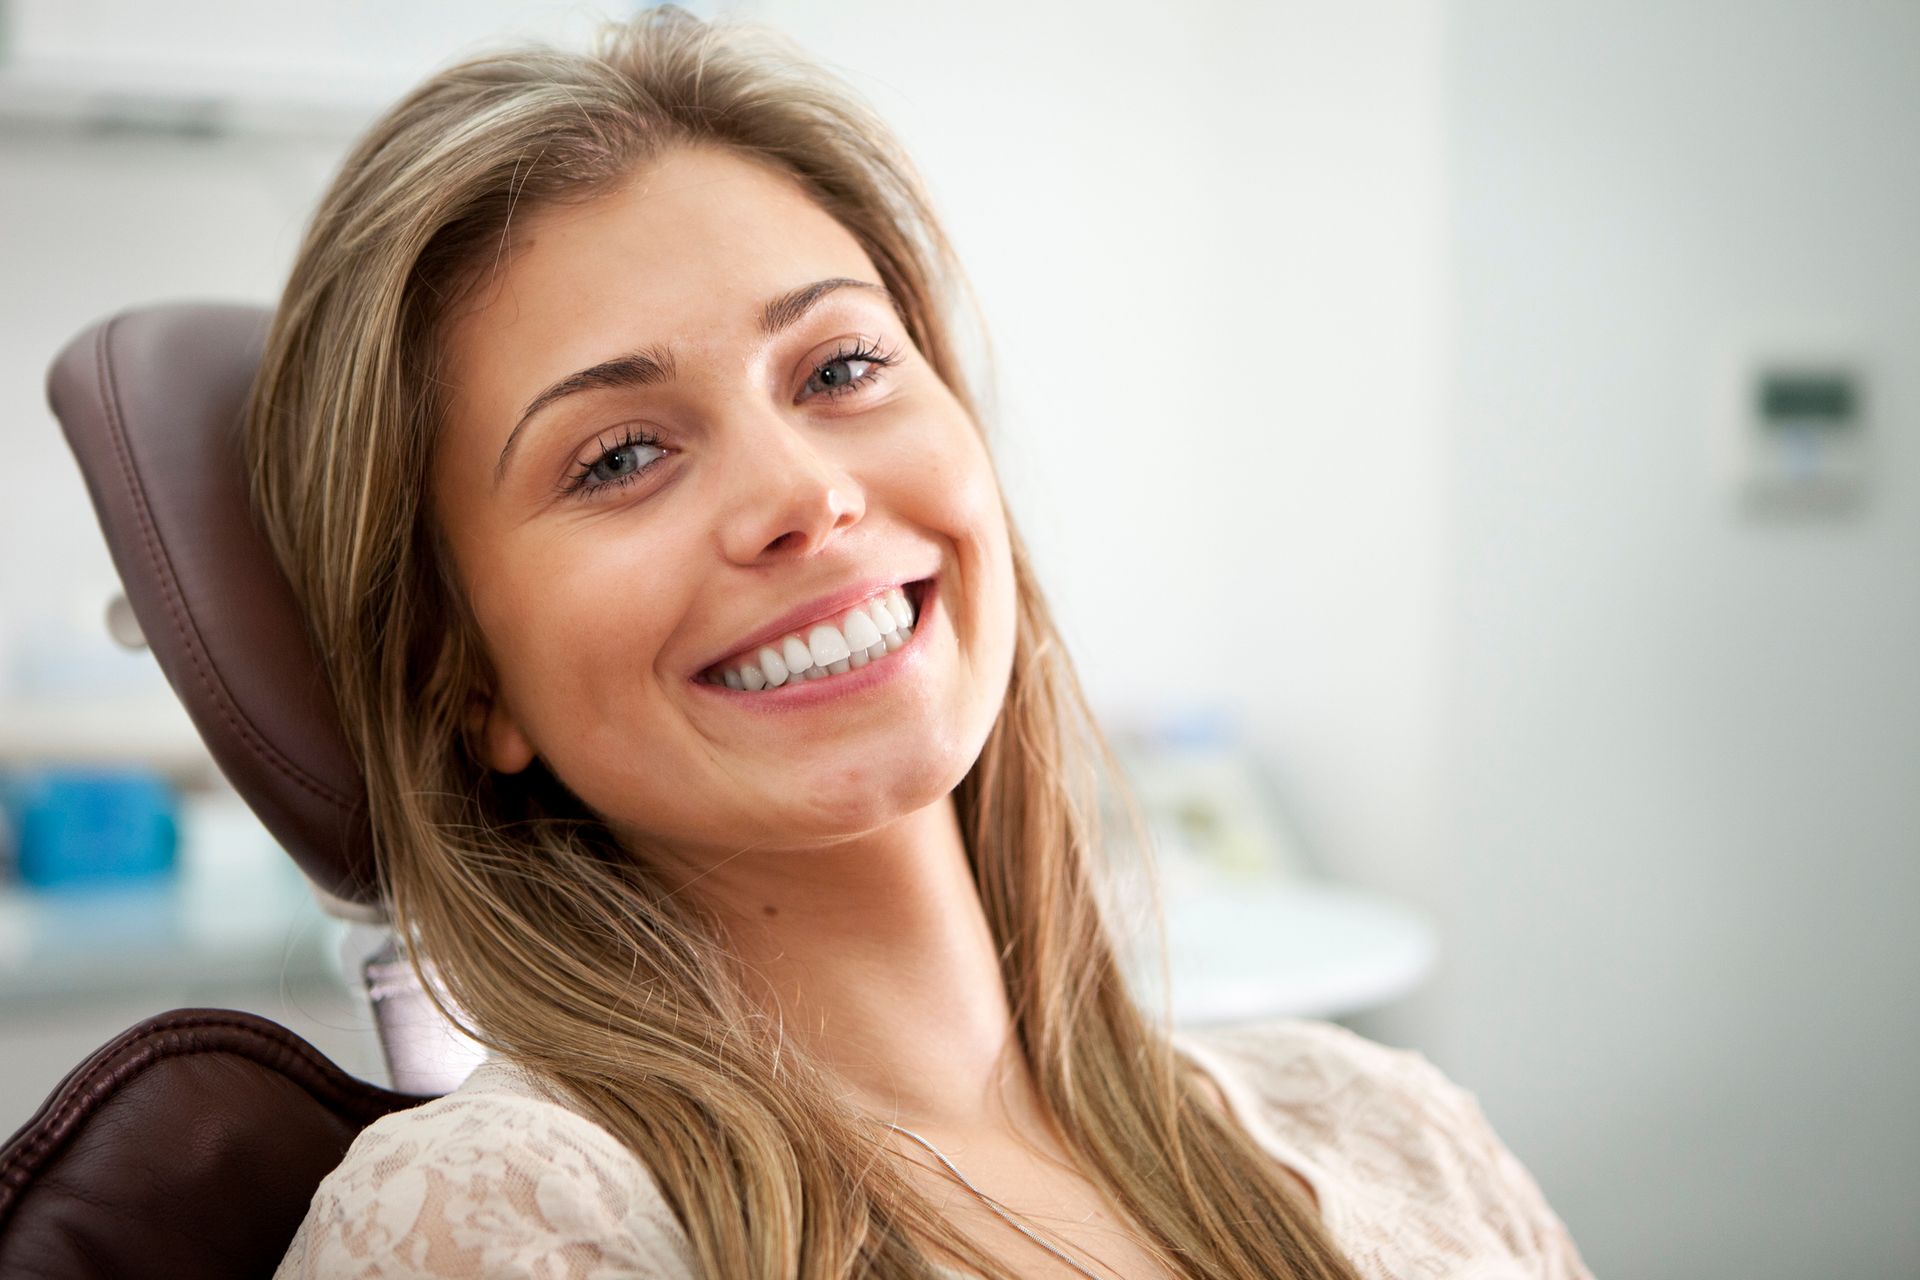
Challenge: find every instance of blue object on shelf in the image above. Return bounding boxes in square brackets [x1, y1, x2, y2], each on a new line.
[11, 768, 179, 887]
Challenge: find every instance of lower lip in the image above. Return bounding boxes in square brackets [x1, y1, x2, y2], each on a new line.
[690, 580, 937, 712]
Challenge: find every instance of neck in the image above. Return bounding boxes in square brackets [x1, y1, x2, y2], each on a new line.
[669, 796, 1039, 1133]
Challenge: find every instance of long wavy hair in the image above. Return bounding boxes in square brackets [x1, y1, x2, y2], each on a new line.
[246, 8, 1359, 1278]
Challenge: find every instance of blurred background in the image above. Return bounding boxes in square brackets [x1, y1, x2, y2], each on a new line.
[2, 1, 1916, 1276]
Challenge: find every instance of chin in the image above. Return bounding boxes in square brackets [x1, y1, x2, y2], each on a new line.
[815, 759, 968, 837]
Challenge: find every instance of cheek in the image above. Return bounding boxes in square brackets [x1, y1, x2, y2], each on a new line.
[946, 435, 1016, 608]
[468, 528, 687, 748]
[897, 417, 1009, 558]
[913, 424, 1018, 698]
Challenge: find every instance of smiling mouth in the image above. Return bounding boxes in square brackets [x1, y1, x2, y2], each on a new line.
[697, 579, 929, 691]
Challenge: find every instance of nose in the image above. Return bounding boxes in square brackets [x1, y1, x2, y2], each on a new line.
[715, 412, 866, 564]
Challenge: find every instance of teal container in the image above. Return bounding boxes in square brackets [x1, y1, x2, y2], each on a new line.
[11, 768, 179, 887]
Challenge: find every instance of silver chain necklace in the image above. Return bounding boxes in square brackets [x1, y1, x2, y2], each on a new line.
[883, 1123, 1122, 1280]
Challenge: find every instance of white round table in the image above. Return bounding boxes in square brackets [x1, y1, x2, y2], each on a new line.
[1132, 877, 1438, 1027]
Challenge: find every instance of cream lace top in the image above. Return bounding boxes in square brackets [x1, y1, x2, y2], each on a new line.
[276, 1020, 1592, 1279]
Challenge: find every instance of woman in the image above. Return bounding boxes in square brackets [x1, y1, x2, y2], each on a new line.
[259, 8, 1590, 1278]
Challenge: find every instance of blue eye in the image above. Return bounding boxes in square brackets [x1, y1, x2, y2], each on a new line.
[565, 431, 665, 498]
[800, 339, 897, 401]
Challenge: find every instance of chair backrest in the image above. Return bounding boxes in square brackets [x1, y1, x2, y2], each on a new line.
[46, 303, 491, 1086]
[45, 303, 379, 911]
[0, 1008, 425, 1279]
[5, 305, 461, 1269]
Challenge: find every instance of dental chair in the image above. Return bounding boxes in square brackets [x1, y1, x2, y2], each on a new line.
[0, 304, 469, 1277]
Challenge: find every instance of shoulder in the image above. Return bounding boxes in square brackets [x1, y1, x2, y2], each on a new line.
[275, 1059, 696, 1279]
[1175, 1013, 1474, 1128]
[1177, 1020, 1593, 1278]
[1177, 1017, 1438, 1110]
[1176, 1018, 1486, 1173]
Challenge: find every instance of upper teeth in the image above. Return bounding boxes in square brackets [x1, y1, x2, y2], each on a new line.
[708, 587, 917, 690]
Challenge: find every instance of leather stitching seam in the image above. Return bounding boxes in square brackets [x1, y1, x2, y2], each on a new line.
[0, 1009, 426, 1230]
[91, 314, 358, 813]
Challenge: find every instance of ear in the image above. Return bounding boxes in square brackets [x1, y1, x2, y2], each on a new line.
[465, 689, 536, 775]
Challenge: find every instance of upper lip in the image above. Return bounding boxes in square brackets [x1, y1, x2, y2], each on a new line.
[694, 573, 931, 676]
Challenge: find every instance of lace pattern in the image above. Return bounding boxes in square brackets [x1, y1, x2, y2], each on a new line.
[1176, 1021, 1591, 1279]
[276, 1020, 1591, 1279]
[275, 1064, 696, 1279]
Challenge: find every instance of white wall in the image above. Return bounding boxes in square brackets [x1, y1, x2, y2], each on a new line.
[0, 131, 338, 706]
[1429, 3, 1920, 1276]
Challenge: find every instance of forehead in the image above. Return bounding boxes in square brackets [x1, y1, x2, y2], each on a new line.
[442, 145, 883, 410]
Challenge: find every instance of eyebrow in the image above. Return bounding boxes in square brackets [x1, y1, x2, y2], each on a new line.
[492, 276, 891, 487]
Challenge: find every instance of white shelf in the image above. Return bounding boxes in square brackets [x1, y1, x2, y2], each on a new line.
[0, 697, 214, 775]
[0, 874, 336, 1003]
[0, 59, 389, 140]
[0, 786, 336, 1003]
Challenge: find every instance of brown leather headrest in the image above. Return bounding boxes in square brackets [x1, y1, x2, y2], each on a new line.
[46, 304, 378, 909]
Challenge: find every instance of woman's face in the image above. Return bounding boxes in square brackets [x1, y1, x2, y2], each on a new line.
[431, 145, 1017, 868]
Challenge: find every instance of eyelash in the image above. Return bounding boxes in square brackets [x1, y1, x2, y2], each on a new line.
[559, 338, 900, 500]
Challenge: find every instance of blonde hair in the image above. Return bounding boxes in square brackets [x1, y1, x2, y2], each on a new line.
[247, 8, 1359, 1277]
